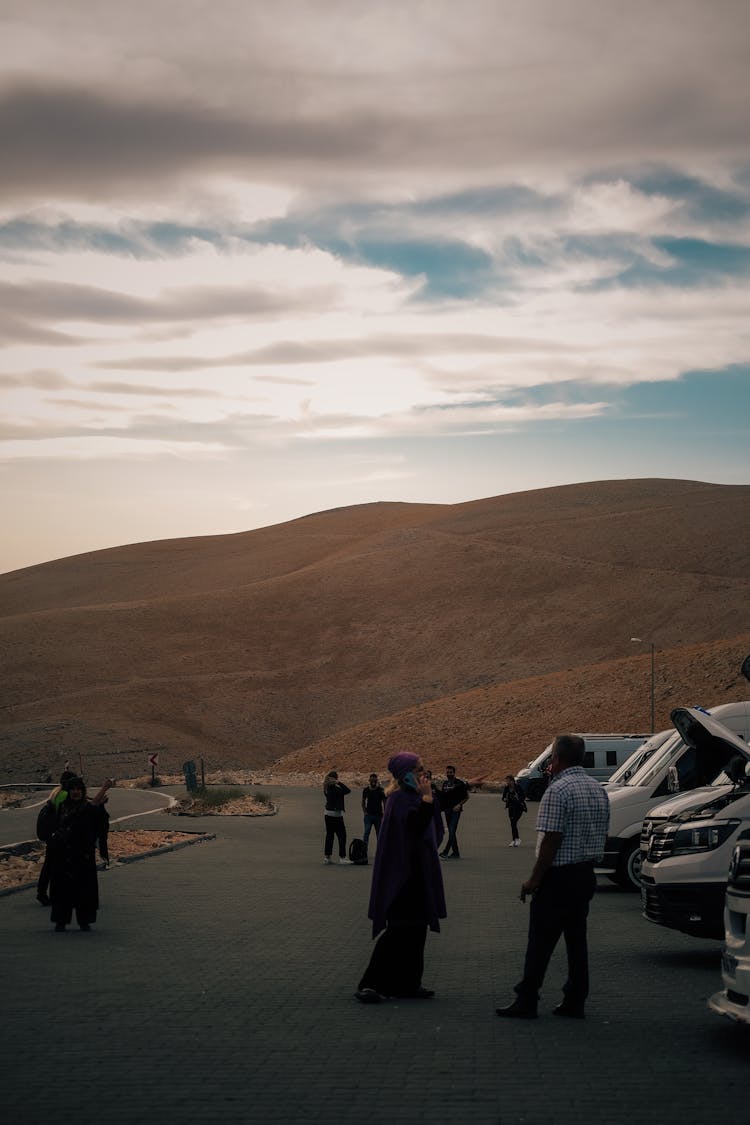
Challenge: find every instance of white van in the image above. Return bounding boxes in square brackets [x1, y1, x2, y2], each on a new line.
[600, 701, 750, 891]
[516, 733, 648, 801]
[639, 709, 750, 939]
[708, 830, 750, 1024]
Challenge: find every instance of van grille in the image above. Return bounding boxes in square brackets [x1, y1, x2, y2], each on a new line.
[728, 840, 750, 892]
[644, 824, 677, 863]
[641, 817, 668, 851]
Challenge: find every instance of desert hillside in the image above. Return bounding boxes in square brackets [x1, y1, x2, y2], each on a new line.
[276, 634, 750, 782]
[1, 478, 748, 783]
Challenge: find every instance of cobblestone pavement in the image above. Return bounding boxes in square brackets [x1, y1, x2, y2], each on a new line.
[2, 787, 748, 1125]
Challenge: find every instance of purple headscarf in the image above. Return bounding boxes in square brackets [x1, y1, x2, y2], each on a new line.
[387, 752, 420, 780]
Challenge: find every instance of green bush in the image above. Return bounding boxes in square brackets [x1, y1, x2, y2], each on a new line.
[191, 786, 244, 809]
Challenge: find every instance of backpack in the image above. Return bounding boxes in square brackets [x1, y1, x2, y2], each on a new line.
[349, 838, 368, 865]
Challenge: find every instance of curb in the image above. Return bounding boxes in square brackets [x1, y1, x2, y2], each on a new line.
[0, 831, 216, 898]
[114, 832, 216, 863]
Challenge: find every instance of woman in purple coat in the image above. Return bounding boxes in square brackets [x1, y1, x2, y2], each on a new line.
[355, 752, 446, 1003]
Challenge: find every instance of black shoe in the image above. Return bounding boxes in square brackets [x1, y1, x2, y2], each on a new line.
[439, 850, 450, 857]
[553, 1002, 585, 1019]
[36, 892, 51, 906]
[79, 923, 91, 932]
[54, 923, 66, 932]
[412, 987, 435, 999]
[496, 999, 538, 1019]
[354, 988, 386, 1004]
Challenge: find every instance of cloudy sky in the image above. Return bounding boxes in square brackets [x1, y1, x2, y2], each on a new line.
[2, 1, 749, 573]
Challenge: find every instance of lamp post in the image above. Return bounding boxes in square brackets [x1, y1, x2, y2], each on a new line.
[630, 637, 655, 733]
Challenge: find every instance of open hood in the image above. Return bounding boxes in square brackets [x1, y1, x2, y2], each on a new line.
[670, 706, 750, 778]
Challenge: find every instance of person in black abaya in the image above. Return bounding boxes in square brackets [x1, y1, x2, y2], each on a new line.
[355, 751, 446, 1003]
[36, 776, 101, 932]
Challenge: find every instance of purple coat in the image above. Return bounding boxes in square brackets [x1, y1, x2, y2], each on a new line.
[367, 787, 446, 938]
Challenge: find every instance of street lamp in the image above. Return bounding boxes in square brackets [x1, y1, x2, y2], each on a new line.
[630, 637, 655, 733]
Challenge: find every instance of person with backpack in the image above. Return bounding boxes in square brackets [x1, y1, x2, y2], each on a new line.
[502, 774, 527, 846]
[322, 771, 352, 865]
[361, 773, 386, 856]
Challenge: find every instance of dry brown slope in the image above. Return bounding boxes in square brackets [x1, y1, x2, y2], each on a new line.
[277, 634, 750, 781]
[1, 480, 748, 778]
[0, 501, 445, 615]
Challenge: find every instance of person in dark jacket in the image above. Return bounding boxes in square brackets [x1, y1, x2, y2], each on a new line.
[439, 764, 470, 858]
[361, 773, 386, 855]
[36, 776, 102, 931]
[502, 774, 527, 846]
[323, 771, 352, 865]
[36, 772, 112, 904]
[355, 752, 446, 1003]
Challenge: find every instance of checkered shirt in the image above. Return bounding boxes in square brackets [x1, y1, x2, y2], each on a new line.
[536, 766, 610, 865]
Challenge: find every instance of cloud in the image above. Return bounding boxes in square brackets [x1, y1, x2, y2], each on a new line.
[2, 3, 750, 206]
[0, 277, 339, 329]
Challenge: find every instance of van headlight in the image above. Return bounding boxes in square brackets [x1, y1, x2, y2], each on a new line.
[671, 820, 740, 855]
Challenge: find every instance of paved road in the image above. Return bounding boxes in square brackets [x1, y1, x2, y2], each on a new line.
[0, 785, 175, 848]
[2, 786, 748, 1125]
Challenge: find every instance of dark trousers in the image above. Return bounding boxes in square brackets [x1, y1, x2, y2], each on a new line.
[516, 862, 596, 1008]
[509, 813, 521, 841]
[359, 921, 428, 996]
[442, 809, 462, 855]
[324, 815, 347, 858]
[362, 814, 382, 850]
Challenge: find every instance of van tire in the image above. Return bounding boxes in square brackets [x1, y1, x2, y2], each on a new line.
[615, 839, 643, 892]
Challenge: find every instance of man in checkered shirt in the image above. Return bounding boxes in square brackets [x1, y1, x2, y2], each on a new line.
[496, 734, 610, 1020]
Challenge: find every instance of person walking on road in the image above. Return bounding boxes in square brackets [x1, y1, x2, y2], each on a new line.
[323, 771, 352, 865]
[355, 752, 446, 1003]
[439, 764, 469, 858]
[361, 773, 386, 856]
[502, 774, 527, 847]
[496, 734, 610, 1020]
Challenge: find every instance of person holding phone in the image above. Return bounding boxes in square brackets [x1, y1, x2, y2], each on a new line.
[355, 752, 446, 1003]
[322, 770, 352, 865]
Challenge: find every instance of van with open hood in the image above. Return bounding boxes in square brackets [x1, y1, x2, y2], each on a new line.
[600, 701, 750, 891]
[639, 708, 750, 939]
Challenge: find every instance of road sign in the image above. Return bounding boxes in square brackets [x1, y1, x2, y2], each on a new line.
[148, 753, 159, 768]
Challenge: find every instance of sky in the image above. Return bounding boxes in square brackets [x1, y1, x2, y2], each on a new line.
[1, 1, 749, 574]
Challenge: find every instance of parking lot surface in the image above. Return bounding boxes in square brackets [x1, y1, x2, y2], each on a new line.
[2, 786, 748, 1125]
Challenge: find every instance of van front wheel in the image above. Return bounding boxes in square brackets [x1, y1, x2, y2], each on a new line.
[615, 840, 642, 892]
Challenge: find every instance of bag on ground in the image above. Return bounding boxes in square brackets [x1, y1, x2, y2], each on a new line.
[349, 838, 368, 865]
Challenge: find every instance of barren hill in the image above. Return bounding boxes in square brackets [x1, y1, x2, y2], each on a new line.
[1, 478, 748, 783]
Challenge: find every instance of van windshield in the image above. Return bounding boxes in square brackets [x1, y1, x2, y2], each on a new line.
[624, 731, 683, 786]
[607, 730, 671, 785]
[526, 744, 553, 773]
